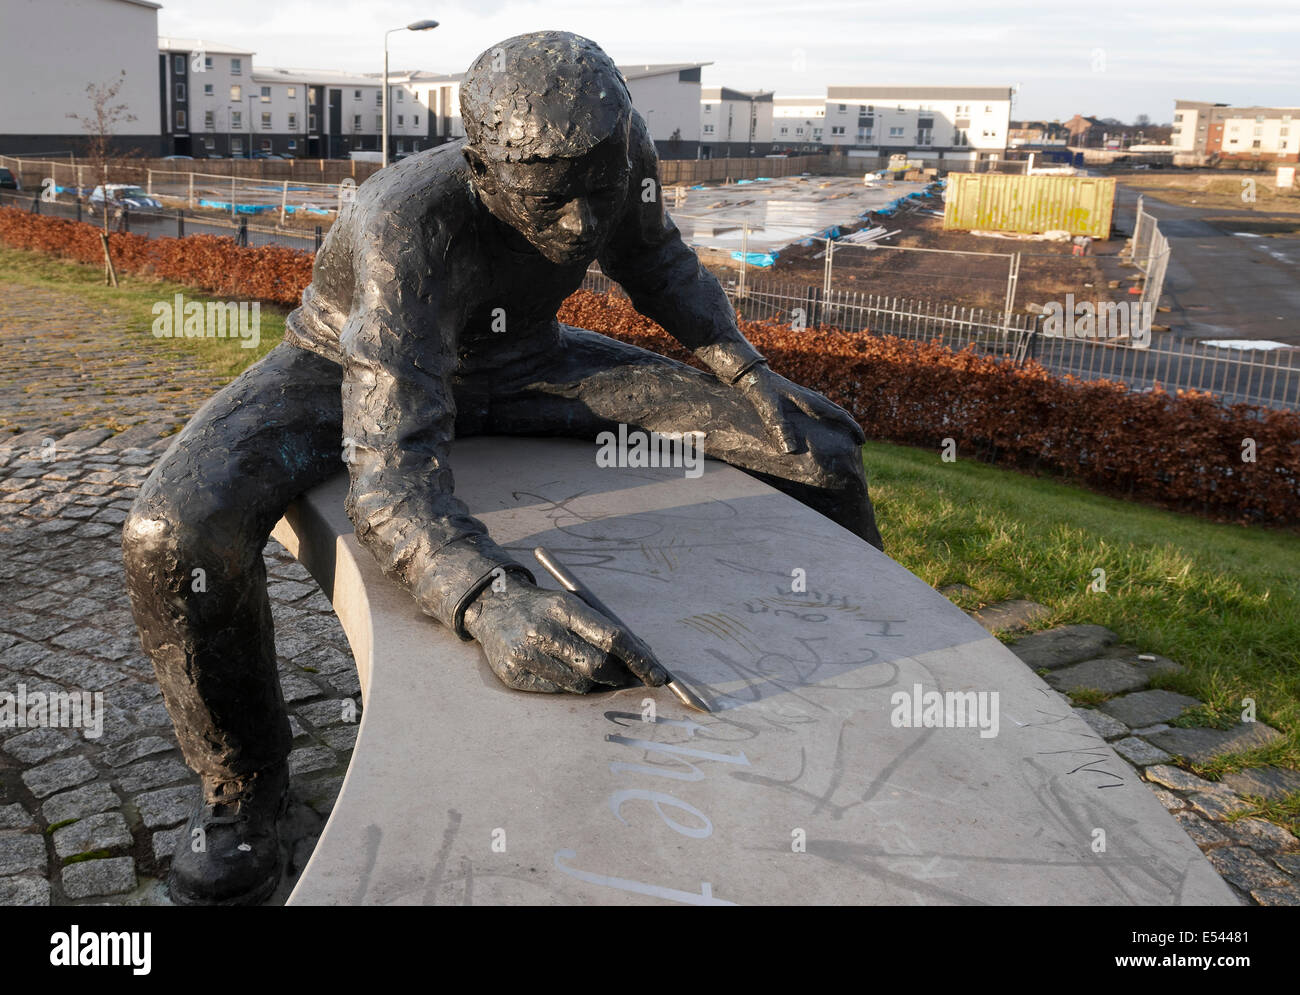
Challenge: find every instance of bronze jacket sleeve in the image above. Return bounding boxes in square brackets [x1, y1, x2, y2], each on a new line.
[597, 111, 765, 384]
[338, 210, 532, 638]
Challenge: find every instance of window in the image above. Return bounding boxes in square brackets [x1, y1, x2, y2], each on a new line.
[176, 109, 187, 129]
[354, 89, 361, 100]
[779, 126, 788, 135]
[261, 112, 271, 129]
[287, 87, 296, 98]
[1174, 113, 1183, 123]
[1253, 139, 1261, 148]
[858, 111, 872, 127]
[204, 110, 214, 129]
[953, 129, 968, 146]
[230, 85, 241, 101]
[231, 57, 242, 75]
[308, 113, 317, 131]
[397, 90, 404, 102]
[704, 104, 711, 113]
[232, 138, 243, 154]
[174, 54, 185, 74]
[288, 113, 297, 129]
[375, 114, 382, 130]
[261, 139, 272, 151]
[204, 55, 213, 71]
[396, 114, 404, 126]
[888, 126, 903, 137]
[838, 104, 846, 112]
[231, 110, 242, 129]
[376, 91, 382, 106]
[703, 124, 714, 134]
[203, 83, 213, 96]
[176, 82, 186, 100]
[1256, 115, 1266, 123]
[204, 137, 215, 150]
[413, 115, 419, 127]
[1282, 127, 1290, 136]
[287, 139, 297, 150]
[984, 105, 991, 113]
[831, 125, 845, 135]
[353, 114, 361, 130]
[261, 86, 271, 102]
[917, 128, 931, 146]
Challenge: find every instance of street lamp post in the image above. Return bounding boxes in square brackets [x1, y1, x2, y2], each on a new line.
[383, 19, 439, 166]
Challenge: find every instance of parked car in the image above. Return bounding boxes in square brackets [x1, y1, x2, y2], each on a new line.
[162, 155, 194, 161]
[0, 167, 19, 190]
[251, 151, 285, 160]
[87, 184, 162, 215]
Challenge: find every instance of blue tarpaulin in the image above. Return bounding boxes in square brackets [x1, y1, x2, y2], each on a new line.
[730, 250, 777, 267]
[197, 198, 276, 214]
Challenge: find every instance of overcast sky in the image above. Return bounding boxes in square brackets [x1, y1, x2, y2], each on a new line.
[157, 0, 1300, 123]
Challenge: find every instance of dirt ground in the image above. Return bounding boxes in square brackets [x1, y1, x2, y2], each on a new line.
[1114, 169, 1300, 214]
[698, 187, 1121, 313]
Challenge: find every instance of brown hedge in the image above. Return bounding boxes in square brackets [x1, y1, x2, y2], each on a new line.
[5, 207, 1297, 523]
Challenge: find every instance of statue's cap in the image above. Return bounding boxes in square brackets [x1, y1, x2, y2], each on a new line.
[461, 31, 631, 163]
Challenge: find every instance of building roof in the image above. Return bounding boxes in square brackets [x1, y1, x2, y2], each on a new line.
[619, 63, 711, 81]
[702, 87, 773, 102]
[116, 0, 162, 9]
[159, 37, 253, 55]
[252, 67, 382, 87]
[827, 85, 1012, 101]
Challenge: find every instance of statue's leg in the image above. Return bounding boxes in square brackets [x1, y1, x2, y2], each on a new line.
[465, 325, 883, 549]
[121, 342, 342, 905]
[123, 342, 343, 781]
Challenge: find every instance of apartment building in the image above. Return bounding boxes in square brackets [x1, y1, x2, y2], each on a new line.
[369, 71, 466, 155]
[822, 86, 1012, 162]
[771, 96, 825, 152]
[1, 0, 163, 156]
[1173, 100, 1298, 163]
[620, 64, 709, 159]
[700, 88, 773, 157]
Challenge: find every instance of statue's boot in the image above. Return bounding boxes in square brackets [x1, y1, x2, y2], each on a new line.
[167, 762, 290, 906]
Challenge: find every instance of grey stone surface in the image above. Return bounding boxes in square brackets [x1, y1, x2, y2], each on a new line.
[0, 803, 34, 829]
[61, 856, 137, 899]
[1174, 810, 1228, 848]
[1220, 818, 1299, 853]
[1148, 787, 1185, 812]
[1251, 887, 1300, 907]
[1146, 723, 1283, 764]
[151, 825, 185, 863]
[1045, 657, 1148, 695]
[1113, 737, 1173, 767]
[0, 875, 51, 906]
[1273, 854, 1300, 876]
[21, 754, 98, 798]
[41, 782, 120, 825]
[2, 727, 75, 763]
[134, 785, 200, 829]
[1145, 764, 1226, 795]
[1073, 708, 1129, 741]
[1187, 792, 1252, 821]
[52, 812, 134, 859]
[288, 746, 336, 776]
[970, 600, 1050, 633]
[1100, 690, 1201, 728]
[1205, 847, 1292, 892]
[1220, 767, 1300, 802]
[0, 831, 47, 875]
[115, 758, 191, 793]
[101, 735, 176, 768]
[1008, 624, 1118, 671]
[274, 446, 1234, 906]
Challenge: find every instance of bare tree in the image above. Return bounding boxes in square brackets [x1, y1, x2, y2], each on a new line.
[66, 70, 138, 234]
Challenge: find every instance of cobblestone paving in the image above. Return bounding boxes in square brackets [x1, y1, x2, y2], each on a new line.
[0, 284, 224, 442]
[0, 434, 358, 905]
[997, 614, 1300, 906]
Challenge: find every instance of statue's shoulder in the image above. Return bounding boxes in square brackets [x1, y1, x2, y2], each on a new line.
[353, 141, 473, 229]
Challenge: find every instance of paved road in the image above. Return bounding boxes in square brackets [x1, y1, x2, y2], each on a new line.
[1113, 184, 1300, 345]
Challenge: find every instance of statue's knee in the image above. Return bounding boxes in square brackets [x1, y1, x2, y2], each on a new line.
[122, 493, 246, 592]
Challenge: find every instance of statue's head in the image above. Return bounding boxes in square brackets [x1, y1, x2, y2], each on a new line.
[461, 31, 633, 265]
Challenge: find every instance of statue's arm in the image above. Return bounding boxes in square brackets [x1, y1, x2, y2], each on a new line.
[597, 111, 766, 384]
[338, 226, 533, 638]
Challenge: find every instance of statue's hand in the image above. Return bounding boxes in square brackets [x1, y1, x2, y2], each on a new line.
[733, 362, 866, 453]
[462, 575, 670, 694]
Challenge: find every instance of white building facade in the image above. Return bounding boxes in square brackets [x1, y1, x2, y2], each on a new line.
[700, 87, 774, 158]
[822, 86, 1012, 162]
[772, 96, 825, 153]
[1, 0, 163, 156]
[621, 64, 708, 159]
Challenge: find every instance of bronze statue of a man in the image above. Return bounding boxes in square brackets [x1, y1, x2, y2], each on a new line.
[122, 30, 882, 905]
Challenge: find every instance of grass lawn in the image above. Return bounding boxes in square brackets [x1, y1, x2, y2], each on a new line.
[0, 244, 284, 380]
[862, 441, 1300, 784]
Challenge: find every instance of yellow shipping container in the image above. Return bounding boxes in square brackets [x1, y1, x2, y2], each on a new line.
[943, 174, 1116, 238]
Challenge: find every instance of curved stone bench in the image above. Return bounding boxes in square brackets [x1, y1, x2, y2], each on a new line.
[272, 437, 1233, 905]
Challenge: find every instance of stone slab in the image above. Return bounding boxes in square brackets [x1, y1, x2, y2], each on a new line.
[969, 600, 1050, 634]
[1100, 690, 1201, 728]
[1008, 625, 1118, 671]
[1220, 767, 1300, 802]
[1074, 708, 1128, 741]
[1146, 723, 1283, 764]
[276, 439, 1234, 906]
[1044, 658, 1149, 696]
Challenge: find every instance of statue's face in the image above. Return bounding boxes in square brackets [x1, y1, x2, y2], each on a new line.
[467, 129, 631, 266]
